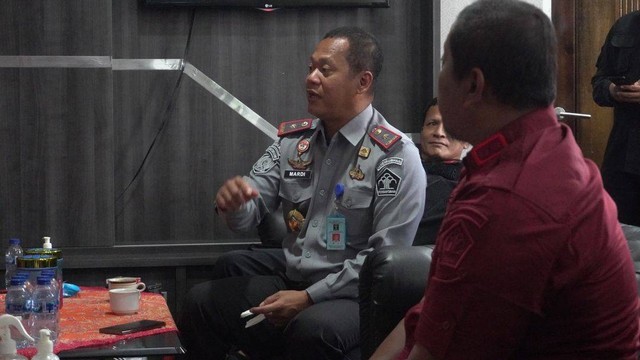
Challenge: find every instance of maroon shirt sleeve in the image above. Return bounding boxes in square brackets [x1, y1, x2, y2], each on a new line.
[414, 189, 564, 359]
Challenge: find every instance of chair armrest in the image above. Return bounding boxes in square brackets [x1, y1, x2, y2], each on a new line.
[359, 245, 434, 359]
[621, 223, 640, 296]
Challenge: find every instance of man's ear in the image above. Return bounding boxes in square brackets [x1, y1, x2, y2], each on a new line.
[463, 68, 485, 107]
[356, 71, 374, 94]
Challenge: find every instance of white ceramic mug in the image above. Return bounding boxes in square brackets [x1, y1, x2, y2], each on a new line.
[109, 288, 142, 315]
[106, 277, 146, 292]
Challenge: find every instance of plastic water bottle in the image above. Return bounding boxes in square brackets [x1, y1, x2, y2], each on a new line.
[15, 272, 33, 295]
[29, 277, 58, 343]
[5, 278, 32, 349]
[39, 270, 59, 309]
[4, 239, 23, 289]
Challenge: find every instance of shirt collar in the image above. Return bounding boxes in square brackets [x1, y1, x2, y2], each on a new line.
[338, 104, 374, 146]
[463, 106, 557, 171]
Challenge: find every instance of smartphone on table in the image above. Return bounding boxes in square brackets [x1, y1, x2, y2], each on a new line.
[99, 319, 166, 335]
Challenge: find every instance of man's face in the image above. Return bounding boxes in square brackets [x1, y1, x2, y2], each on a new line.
[306, 37, 360, 122]
[437, 39, 467, 142]
[421, 104, 466, 161]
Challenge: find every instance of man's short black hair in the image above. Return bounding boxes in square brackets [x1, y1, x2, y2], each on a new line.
[424, 97, 438, 116]
[323, 26, 383, 83]
[422, 97, 438, 131]
[449, 0, 557, 109]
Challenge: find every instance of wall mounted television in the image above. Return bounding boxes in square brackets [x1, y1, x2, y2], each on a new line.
[143, 0, 390, 8]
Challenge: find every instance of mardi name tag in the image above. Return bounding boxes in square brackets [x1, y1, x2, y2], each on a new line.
[326, 216, 346, 250]
[285, 170, 312, 179]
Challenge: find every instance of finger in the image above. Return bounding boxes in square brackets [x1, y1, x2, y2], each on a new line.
[216, 177, 258, 212]
[251, 301, 280, 315]
[229, 176, 259, 202]
[215, 185, 242, 212]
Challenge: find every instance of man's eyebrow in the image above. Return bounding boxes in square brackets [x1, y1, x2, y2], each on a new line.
[310, 54, 334, 65]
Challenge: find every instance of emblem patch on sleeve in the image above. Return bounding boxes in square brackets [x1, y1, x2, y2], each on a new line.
[376, 157, 404, 172]
[438, 221, 474, 269]
[252, 143, 280, 174]
[376, 168, 401, 196]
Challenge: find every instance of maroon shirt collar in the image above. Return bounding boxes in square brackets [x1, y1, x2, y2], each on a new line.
[463, 106, 557, 172]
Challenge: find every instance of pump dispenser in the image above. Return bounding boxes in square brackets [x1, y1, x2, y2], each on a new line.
[0, 314, 34, 360]
[31, 329, 59, 360]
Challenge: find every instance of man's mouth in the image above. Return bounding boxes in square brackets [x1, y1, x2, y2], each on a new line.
[307, 90, 320, 101]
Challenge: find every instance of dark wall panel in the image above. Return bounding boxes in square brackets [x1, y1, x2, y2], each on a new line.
[0, 69, 114, 248]
[0, 0, 111, 56]
[111, 1, 433, 244]
[1, 0, 433, 248]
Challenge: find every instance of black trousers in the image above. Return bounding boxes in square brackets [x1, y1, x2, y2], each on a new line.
[602, 168, 640, 227]
[178, 248, 361, 360]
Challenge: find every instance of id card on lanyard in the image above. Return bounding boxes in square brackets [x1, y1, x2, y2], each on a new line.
[326, 183, 346, 250]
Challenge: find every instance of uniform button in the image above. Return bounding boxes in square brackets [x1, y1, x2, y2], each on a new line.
[442, 321, 450, 330]
[312, 220, 318, 227]
[325, 159, 333, 166]
[305, 251, 311, 258]
[345, 198, 352, 207]
[319, 189, 326, 197]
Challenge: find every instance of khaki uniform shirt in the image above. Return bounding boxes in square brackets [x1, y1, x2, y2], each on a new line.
[223, 105, 426, 302]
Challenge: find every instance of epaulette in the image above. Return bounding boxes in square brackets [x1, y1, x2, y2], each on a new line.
[369, 125, 401, 151]
[277, 119, 313, 137]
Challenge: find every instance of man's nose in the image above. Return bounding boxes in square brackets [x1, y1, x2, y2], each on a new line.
[306, 69, 320, 84]
[433, 125, 446, 138]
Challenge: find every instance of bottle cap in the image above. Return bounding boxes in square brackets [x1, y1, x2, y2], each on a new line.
[36, 276, 52, 285]
[9, 278, 25, 286]
[42, 237, 52, 249]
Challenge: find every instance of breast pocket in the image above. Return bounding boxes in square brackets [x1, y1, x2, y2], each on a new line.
[611, 33, 636, 74]
[279, 178, 313, 233]
[337, 187, 374, 244]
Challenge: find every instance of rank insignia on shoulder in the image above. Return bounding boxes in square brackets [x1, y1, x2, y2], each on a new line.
[369, 126, 401, 151]
[278, 119, 313, 137]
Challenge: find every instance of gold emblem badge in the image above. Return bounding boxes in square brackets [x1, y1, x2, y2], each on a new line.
[349, 164, 365, 181]
[288, 157, 313, 170]
[288, 138, 312, 170]
[287, 209, 305, 232]
[358, 146, 371, 159]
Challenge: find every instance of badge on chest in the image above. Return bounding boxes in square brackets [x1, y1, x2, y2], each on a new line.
[326, 183, 347, 250]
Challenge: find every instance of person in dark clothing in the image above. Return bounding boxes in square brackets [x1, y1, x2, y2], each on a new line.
[414, 97, 469, 245]
[591, 10, 640, 226]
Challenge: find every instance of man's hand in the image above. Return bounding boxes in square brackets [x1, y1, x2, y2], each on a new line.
[215, 176, 259, 212]
[610, 81, 640, 104]
[250, 290, 313, 327]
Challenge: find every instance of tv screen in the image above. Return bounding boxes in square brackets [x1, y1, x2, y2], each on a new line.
[143, 0, 390, 8]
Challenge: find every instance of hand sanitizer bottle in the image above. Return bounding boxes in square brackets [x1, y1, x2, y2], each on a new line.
[0, 314, 34, 360]
[31, 329, 59, 360]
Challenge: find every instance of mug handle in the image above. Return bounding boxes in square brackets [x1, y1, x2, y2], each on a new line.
[136, 282, 146, 292]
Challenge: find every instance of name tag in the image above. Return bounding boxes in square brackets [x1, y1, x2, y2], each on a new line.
[326, 215, 346, 250]
[285, 170, 312, 179]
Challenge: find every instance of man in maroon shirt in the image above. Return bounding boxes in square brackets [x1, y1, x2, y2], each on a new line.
[371, 0, 640, 359]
